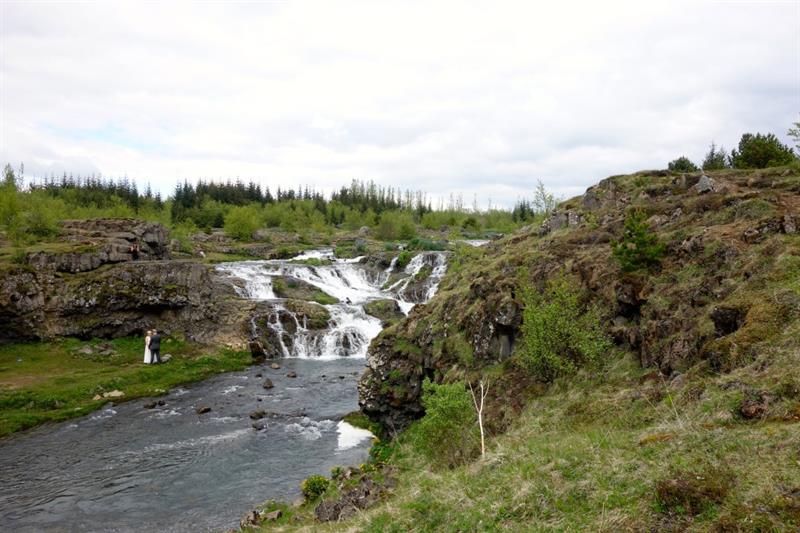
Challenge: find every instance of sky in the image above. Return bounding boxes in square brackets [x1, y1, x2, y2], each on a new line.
[1, 0, 798, 207]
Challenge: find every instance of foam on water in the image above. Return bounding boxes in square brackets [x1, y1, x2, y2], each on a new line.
[336, 421, 374, 451]
[216, 249, 448, 359]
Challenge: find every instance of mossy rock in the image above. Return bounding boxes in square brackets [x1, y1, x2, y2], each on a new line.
[363, 299, 404, 327]
[283, 299, 331, 329]
[272, 276, 339, 305]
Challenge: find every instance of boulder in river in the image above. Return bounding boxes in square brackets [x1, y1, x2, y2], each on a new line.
[270, 363, 281, 370]
[262, 378, 274, 389]
[250, 409, 266, 420]
[286, 371, 297, 378]
[196, 406, 212, 414]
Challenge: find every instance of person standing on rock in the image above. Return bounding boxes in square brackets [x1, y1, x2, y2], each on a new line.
[149, 329, 162, 364]
[143, 330, 153, 364]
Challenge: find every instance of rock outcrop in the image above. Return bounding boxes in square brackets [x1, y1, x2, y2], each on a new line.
[359, 168, 800, 432]
[26, 219, 170, 273]
[0, 258, 256, 345]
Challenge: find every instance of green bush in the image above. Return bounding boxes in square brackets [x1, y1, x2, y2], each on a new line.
[376, 211, 417, 241]
[667, 156, 698, 172]
[300, 474, 330, 500]
[611, 210, 665, 272]
[407, 379, 478, 467]
[395, 250, 413, 269]
[730, 132, 796, 169]
[517, 276, 611, 382]
[223, 204, 263, 241]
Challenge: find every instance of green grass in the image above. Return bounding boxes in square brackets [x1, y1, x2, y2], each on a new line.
[255, 349, 800, 532]
[0, 337, 251, 437]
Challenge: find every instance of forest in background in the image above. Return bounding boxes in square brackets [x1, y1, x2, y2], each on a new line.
[0, 167, 554, 248]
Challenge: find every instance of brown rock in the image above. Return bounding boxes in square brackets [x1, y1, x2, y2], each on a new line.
[262, 379, 274, 389]
[286, 371, 297, 378]
[196, 406, 211, 414]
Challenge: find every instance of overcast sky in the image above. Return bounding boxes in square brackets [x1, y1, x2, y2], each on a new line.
[1, 1, 798, 207]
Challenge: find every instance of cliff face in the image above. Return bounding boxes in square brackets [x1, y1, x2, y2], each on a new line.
[359, 168, 800, 431]
[0, 219, 258, 346]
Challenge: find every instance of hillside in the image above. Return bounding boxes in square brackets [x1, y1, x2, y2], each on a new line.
[253, 166, 800, 531]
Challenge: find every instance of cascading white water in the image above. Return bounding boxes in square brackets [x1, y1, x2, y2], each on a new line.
[217, 251, 447, 359]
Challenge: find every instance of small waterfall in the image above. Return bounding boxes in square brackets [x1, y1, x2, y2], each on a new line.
[216, 250, 447, 358]
[217, 262, 276, 299]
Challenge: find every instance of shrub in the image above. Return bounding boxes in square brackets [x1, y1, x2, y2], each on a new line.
[376, 211, 417, 241]
[517, 276, 611, 382]
[300, 474, 330, 500]
[408, 379, 478, 467]
[611, 210, 665, 272]
[223, 204, 262, 240]
[395, 250, 413, 269]
[730, 132, 796, 169]
[702, 142, 730, 171]
[668, 156, 698, 172]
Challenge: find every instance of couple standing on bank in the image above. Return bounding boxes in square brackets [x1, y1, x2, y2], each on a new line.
[143, 329, 162, 364]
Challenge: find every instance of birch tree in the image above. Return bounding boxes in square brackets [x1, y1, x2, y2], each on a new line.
[469, 379, 490, 458]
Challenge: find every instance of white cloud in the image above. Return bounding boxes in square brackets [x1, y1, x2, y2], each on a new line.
[1, 0, 797, 206]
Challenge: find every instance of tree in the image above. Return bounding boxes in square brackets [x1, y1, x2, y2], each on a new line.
[468, 379, 490, 458]
[668, 156, 698, 172]
[532, 179, 557, 215]
[730, 132, 796, 169]
[702, 142, 729, 171]
[788, 119, 800, 153]
[611, 209, 665, 272]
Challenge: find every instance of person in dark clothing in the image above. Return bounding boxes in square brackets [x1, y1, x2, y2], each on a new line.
[149, 330, 162, 363]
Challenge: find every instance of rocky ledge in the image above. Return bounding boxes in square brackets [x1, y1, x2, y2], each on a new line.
[26, 218, 170, 273]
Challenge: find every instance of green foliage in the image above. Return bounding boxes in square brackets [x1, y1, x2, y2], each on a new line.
[668, 156, 698, 172]
[730, 132, 796, 169]
[223, 204, 263, 240]
[300, 474, 330, 500]
[376, 211, 417, 241]
[702, 142, 730, 171]
[406, 236, 447, 251]
[788, 119, 800, 152]
[517, 276, 611, 381]
[407, 379, 478, 467]
[395, 250, 413, 269]
[612, 210, 665, 272]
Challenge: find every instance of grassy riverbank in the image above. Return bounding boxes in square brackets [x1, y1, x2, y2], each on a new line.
[0, 337, 251, 437]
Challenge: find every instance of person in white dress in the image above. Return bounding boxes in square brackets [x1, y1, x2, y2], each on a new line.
[143, 330, 153, 364]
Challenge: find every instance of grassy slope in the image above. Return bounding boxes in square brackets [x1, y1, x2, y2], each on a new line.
[0, 337, 250, 437]
[255, 166, 800, 532]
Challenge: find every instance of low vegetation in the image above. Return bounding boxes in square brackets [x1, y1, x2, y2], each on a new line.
[0, 337, 250, 437]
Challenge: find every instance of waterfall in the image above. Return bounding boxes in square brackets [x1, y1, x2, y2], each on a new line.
[217, 250, 447, 359]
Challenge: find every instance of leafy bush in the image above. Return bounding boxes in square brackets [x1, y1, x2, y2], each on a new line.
[408, 379, 478, 467]
[730, 132, 796, 169]
[376, 211, 417, 241]
[668, 156, 698, 172]
[395, 250, 413, 269]
[611, 210, 665, 272]
[517, 276, 611, 381]
[223, 204, 263, 240]
[300, 474, 330, 500]
[702, 142, 730, 171]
